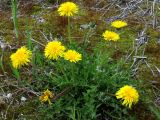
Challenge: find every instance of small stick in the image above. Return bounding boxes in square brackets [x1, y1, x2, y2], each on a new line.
[52, 87, 71, 101]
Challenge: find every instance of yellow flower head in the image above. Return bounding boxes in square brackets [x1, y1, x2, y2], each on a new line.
[111, 20, 127, 28]
[58, 2, 79, 17]
[44, 41, 66, 60]
[102, 30, 120, 41]
[115, 85, 139, 108]
[10, 46, 32, 69]
[39, 89, 54, 105]
[64, 50, 82, 63]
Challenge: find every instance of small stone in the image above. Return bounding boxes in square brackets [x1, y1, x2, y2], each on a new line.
[21, 96, 27, 102]
[6, 93, 12, 99]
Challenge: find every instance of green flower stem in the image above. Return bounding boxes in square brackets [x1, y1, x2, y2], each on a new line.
[57, 61, 68, 82]
[10, 62, 20, 81]
[71, 63, 75, 83]
[68, 17, 71, 44]
[13, 68, 20, 81]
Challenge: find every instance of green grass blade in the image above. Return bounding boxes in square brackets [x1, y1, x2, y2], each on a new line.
[11, 0, 19, 39]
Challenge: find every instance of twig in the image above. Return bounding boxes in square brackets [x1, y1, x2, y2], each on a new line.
[52, 87, 71, 101]
[31, 38, 45, 47]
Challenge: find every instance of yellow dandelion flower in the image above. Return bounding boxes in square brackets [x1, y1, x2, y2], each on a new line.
[10, 46, 32, 69]
[58, 2, 79, 17]
[111, 20, 127, 28]
[64, 50, 82, 63]
[102, 30, 120, 41]
[39, 89, 54, 105]
[44, 41, 66, 60]
[115, 85, 139, 108]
